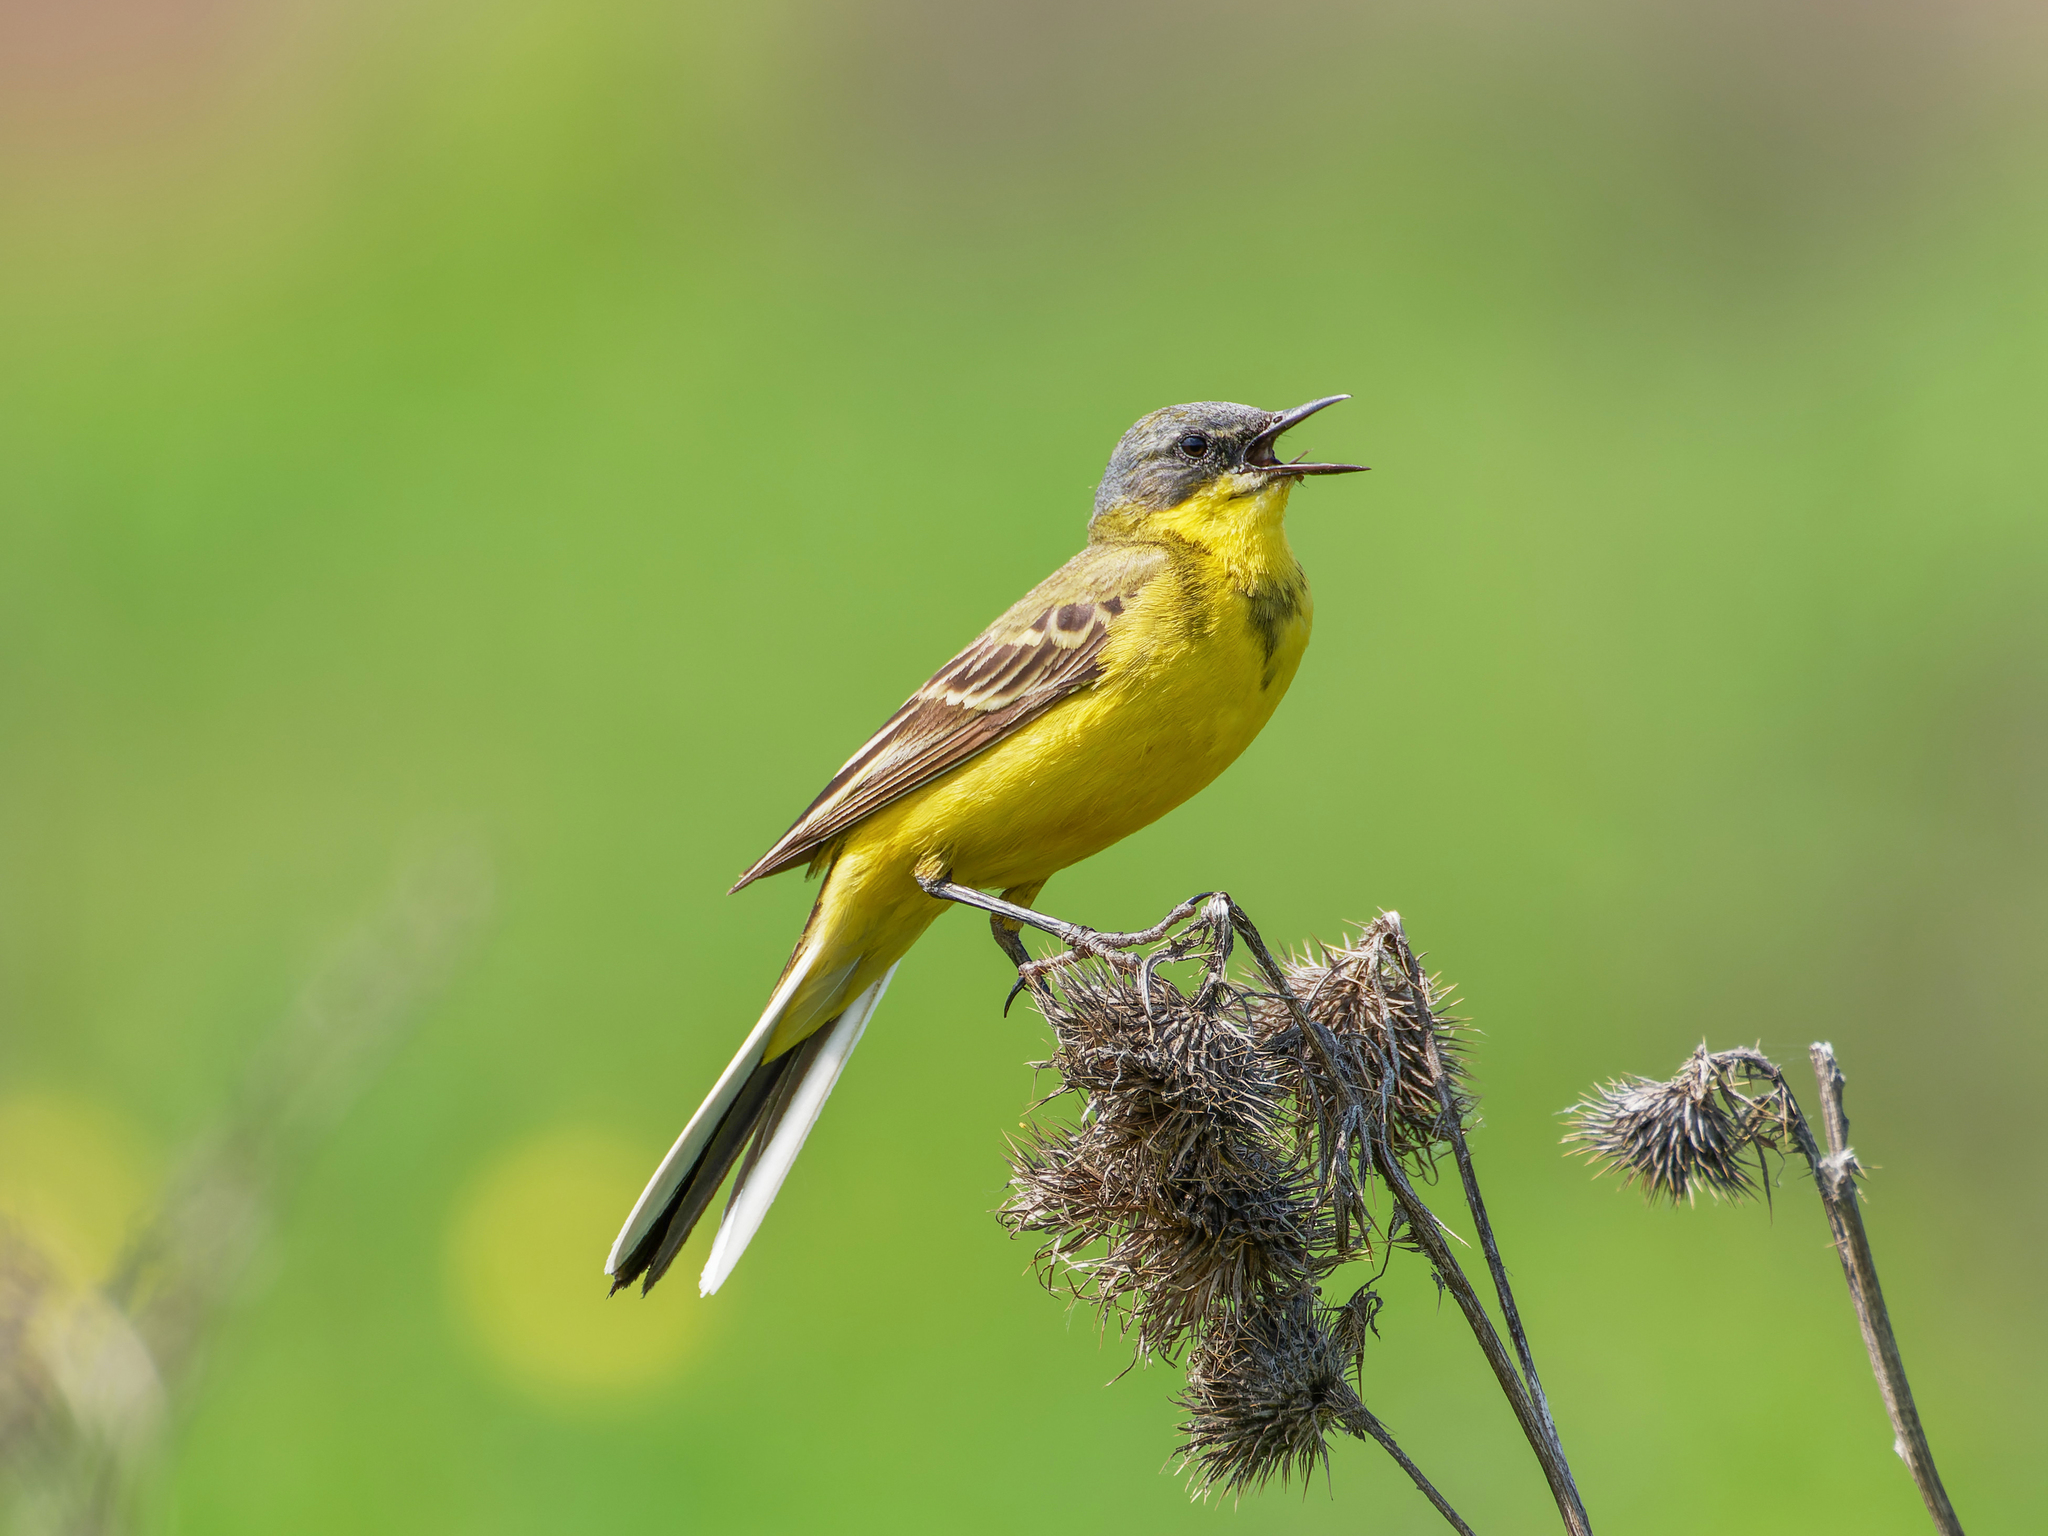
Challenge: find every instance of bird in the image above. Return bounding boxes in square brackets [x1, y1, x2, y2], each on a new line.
[606, 395, 1366, 1297]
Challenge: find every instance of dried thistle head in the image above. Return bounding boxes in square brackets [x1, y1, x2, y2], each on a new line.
[1002, 980, 1324, 1359]
[1255, 918, 1471, 1169]
[1033, 961, 1282, 1140]
[999, 901, 1498, 1510]
[1177, 1292, 1362, 1497]
[1566, 1044, 1795, 1204]
[1097, 1150, 1326, 1357]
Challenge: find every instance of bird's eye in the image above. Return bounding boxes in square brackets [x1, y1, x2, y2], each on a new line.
[1177, 433, 1210, 459]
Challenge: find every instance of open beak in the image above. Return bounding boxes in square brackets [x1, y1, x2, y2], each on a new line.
[1245, 394, 1368, 477]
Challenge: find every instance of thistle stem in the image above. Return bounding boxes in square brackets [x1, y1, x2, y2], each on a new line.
[1803, 1044, 1963, 1536]
[1372, 1144, 1587, 1532]
[1229, 902, 1592, 1536]
[1342, 1403, 1480, 1536]
[1578, 1041, 1963, 1531]
[1384, 913, 1585, 1526]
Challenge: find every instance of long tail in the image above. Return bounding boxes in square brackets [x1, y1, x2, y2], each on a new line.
[605, 947, 898, 1296]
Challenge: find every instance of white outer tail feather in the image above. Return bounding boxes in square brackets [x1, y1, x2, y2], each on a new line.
[699, 962, 897, 1295]
[604, 946, 821, 1277]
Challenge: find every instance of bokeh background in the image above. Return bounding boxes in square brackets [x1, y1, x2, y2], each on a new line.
[3, 0, 2045, 1530]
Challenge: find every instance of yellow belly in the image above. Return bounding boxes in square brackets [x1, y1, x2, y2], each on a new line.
[906, 637, 1301, 885]
[765, 584, 1310, 1055]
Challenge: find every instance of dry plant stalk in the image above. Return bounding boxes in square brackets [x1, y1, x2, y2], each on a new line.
[1568, 1042, 1963, 1535]
[917, 875, 1591, 1534]
[0, 847, 491, 1536]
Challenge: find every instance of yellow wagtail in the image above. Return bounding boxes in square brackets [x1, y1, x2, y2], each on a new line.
[607, 396, 1366, 1295]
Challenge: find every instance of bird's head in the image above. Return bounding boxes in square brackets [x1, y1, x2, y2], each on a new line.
[1089, 396, 1365, 543]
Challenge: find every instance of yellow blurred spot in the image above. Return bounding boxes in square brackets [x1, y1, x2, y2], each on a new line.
[446, 1127, 696, 1402]
[0, 1092, 153, 1285]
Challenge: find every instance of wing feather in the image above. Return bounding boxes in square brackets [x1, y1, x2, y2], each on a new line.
[729, 547, 1159, 893]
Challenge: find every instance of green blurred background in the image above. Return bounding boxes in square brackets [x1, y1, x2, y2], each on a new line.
[3, 0, 2044, 1529]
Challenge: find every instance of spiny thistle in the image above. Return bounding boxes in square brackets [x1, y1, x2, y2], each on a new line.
[998, 908, 1484, 1504]
[1034, 958, 1285, 1140]
[1565, 1044, 1796, 1204]
[1001, 960, 1326, 1359]
[1565, 1041, 1965, 1534]
[1260, 924, 1472, 1167]
[1176, 1288, 1373, 1495]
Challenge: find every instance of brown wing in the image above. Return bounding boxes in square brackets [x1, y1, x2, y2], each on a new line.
[730, 546, 1162, 892]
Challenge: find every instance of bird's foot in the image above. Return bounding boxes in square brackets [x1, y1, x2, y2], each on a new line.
[916, 871, 1245, 1017]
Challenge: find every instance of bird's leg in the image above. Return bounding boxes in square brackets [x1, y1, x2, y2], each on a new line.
[989, 881, 1045, 970]
[916, 872, 1092, 946]
[914, 871, 1218, 979]
[913, 869, 1061, 1012]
